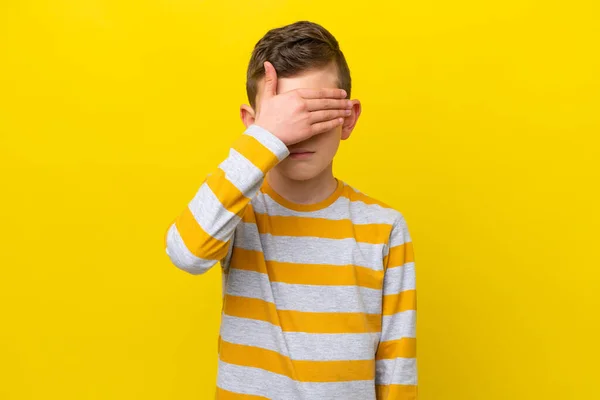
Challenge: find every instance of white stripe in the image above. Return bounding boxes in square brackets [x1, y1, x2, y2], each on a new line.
[220, 315, 380, 361]
[389, 216, 412, 247]
[219, 148, 264, 196]
[245, 124, 290, 161]
[225, 269, 275, 303]
[165, 224, 218, 274]
[226, 269, 382, 314]
[217, 360, 376, 399]
[188, 183, 240, 242]
[283, 331, 379, 362]
[217, 360, 302, 399]
[375, 358, 418, 385]
[233, 223, 385, 270]
[381, 310, 417, 341]
[383, 262, 416, 294]
[252, 192, 400, 225]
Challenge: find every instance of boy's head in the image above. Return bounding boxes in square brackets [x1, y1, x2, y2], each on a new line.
[241, 21, 361, 182]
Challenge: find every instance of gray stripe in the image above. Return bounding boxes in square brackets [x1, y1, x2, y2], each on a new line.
[220, 315, 380, 361]
[217, 359, 302, 399]
[245, 124, 290, 161]
[283, 331, 379, 362]
[375, 358, 418, 385]
[389, 216, 412, 247]
[188, 183, 240, 242]
[252, 192, 400, 225]
[217, 360, 376, 399]
[233, 224, 385, 270]
[219, 148, 264, 196]
[383, 263, 416, 294]
[226, 269, 382, 314]
[165, 224, 217, 274]
[225, 269, 275, 303]
[381, 310, 417, 341]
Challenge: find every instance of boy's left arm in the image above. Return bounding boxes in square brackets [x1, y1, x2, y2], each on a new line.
[375, 215, 418, 400]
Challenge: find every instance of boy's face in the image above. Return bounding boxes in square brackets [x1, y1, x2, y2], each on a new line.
[242, 62, 361, 182]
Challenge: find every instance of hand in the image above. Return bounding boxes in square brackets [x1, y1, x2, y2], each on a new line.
[254, 61, 352, 146]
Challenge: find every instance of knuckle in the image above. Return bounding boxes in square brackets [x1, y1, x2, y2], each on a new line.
[298, 99, 308, 112]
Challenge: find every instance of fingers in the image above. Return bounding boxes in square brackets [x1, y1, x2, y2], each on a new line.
[262, 61, 278, 98]
[297, 88, 347, 99]
[309, 109, 351, 124]
[310, 118, 345, 136]
[305, 98, 353, 112]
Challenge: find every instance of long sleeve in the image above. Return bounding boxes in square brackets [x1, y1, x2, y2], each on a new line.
[165, 124, 289, 274]
[375, 215, 418, 399]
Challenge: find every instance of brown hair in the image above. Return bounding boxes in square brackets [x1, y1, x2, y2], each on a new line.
[246, 21, 351, 109]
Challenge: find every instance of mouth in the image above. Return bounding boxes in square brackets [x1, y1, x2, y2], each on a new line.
[288, 149, 315, 160]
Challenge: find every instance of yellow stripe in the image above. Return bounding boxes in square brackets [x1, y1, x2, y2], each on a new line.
[376, 384, 418, 400]
[382, 290, 417, 315]
[241, 206, 257, 224]
[340, 186, 393, 209]
[383, 242, 415, 269]
[223, 295, 382, 333]
[206, 168, 249, 216]
[376, 337, 417, 359]
[175, 207, 229, 260]
[229, 247, 269, 273]
[232, 134, 280, 173]
[229, 247, 385, 289]
[253, 213, 392, 244]
[219, 338, 374, 382]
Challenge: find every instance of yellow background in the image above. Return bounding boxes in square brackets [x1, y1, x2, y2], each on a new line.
[1, 1, 599, 399]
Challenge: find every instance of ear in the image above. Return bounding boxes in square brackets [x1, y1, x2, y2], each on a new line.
[240, 104, 256, 128]
[341, 99, 362, 140]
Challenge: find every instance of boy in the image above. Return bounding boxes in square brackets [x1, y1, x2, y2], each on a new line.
[165, 21, 417, 400]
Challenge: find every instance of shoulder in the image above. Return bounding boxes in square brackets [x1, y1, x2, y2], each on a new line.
[339, 181, 407, 228]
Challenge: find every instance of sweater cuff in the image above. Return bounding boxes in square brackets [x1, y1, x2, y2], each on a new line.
[244, 124, 290, 161]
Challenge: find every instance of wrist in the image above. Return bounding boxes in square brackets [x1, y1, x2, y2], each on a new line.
[245, 124, 290, 161]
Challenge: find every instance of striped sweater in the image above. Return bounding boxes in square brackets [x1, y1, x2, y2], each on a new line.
[165, 125, 417, 399]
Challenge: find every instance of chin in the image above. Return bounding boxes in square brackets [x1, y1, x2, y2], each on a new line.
[281, 170, 319, 181]
[278, 163, 325, 181]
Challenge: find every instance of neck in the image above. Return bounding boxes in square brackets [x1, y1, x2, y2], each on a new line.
[266, 164, 337, 205]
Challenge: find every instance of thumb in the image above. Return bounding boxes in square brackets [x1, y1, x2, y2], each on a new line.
[262, 61, 277, 98]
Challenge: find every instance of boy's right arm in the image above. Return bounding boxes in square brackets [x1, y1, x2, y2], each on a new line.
[165, 124, 289, 274]
[165, 60, 352, 274]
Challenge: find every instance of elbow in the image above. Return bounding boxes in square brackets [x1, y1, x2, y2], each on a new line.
[165, 246, 215, 275]
[164, 224, 217, 275]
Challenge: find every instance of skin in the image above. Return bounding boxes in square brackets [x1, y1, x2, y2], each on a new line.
[240, 61, 362, 205]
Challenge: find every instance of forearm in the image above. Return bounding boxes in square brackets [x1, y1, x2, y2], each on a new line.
[165, 124, 289, 274]
[376, 216, 418, 399]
